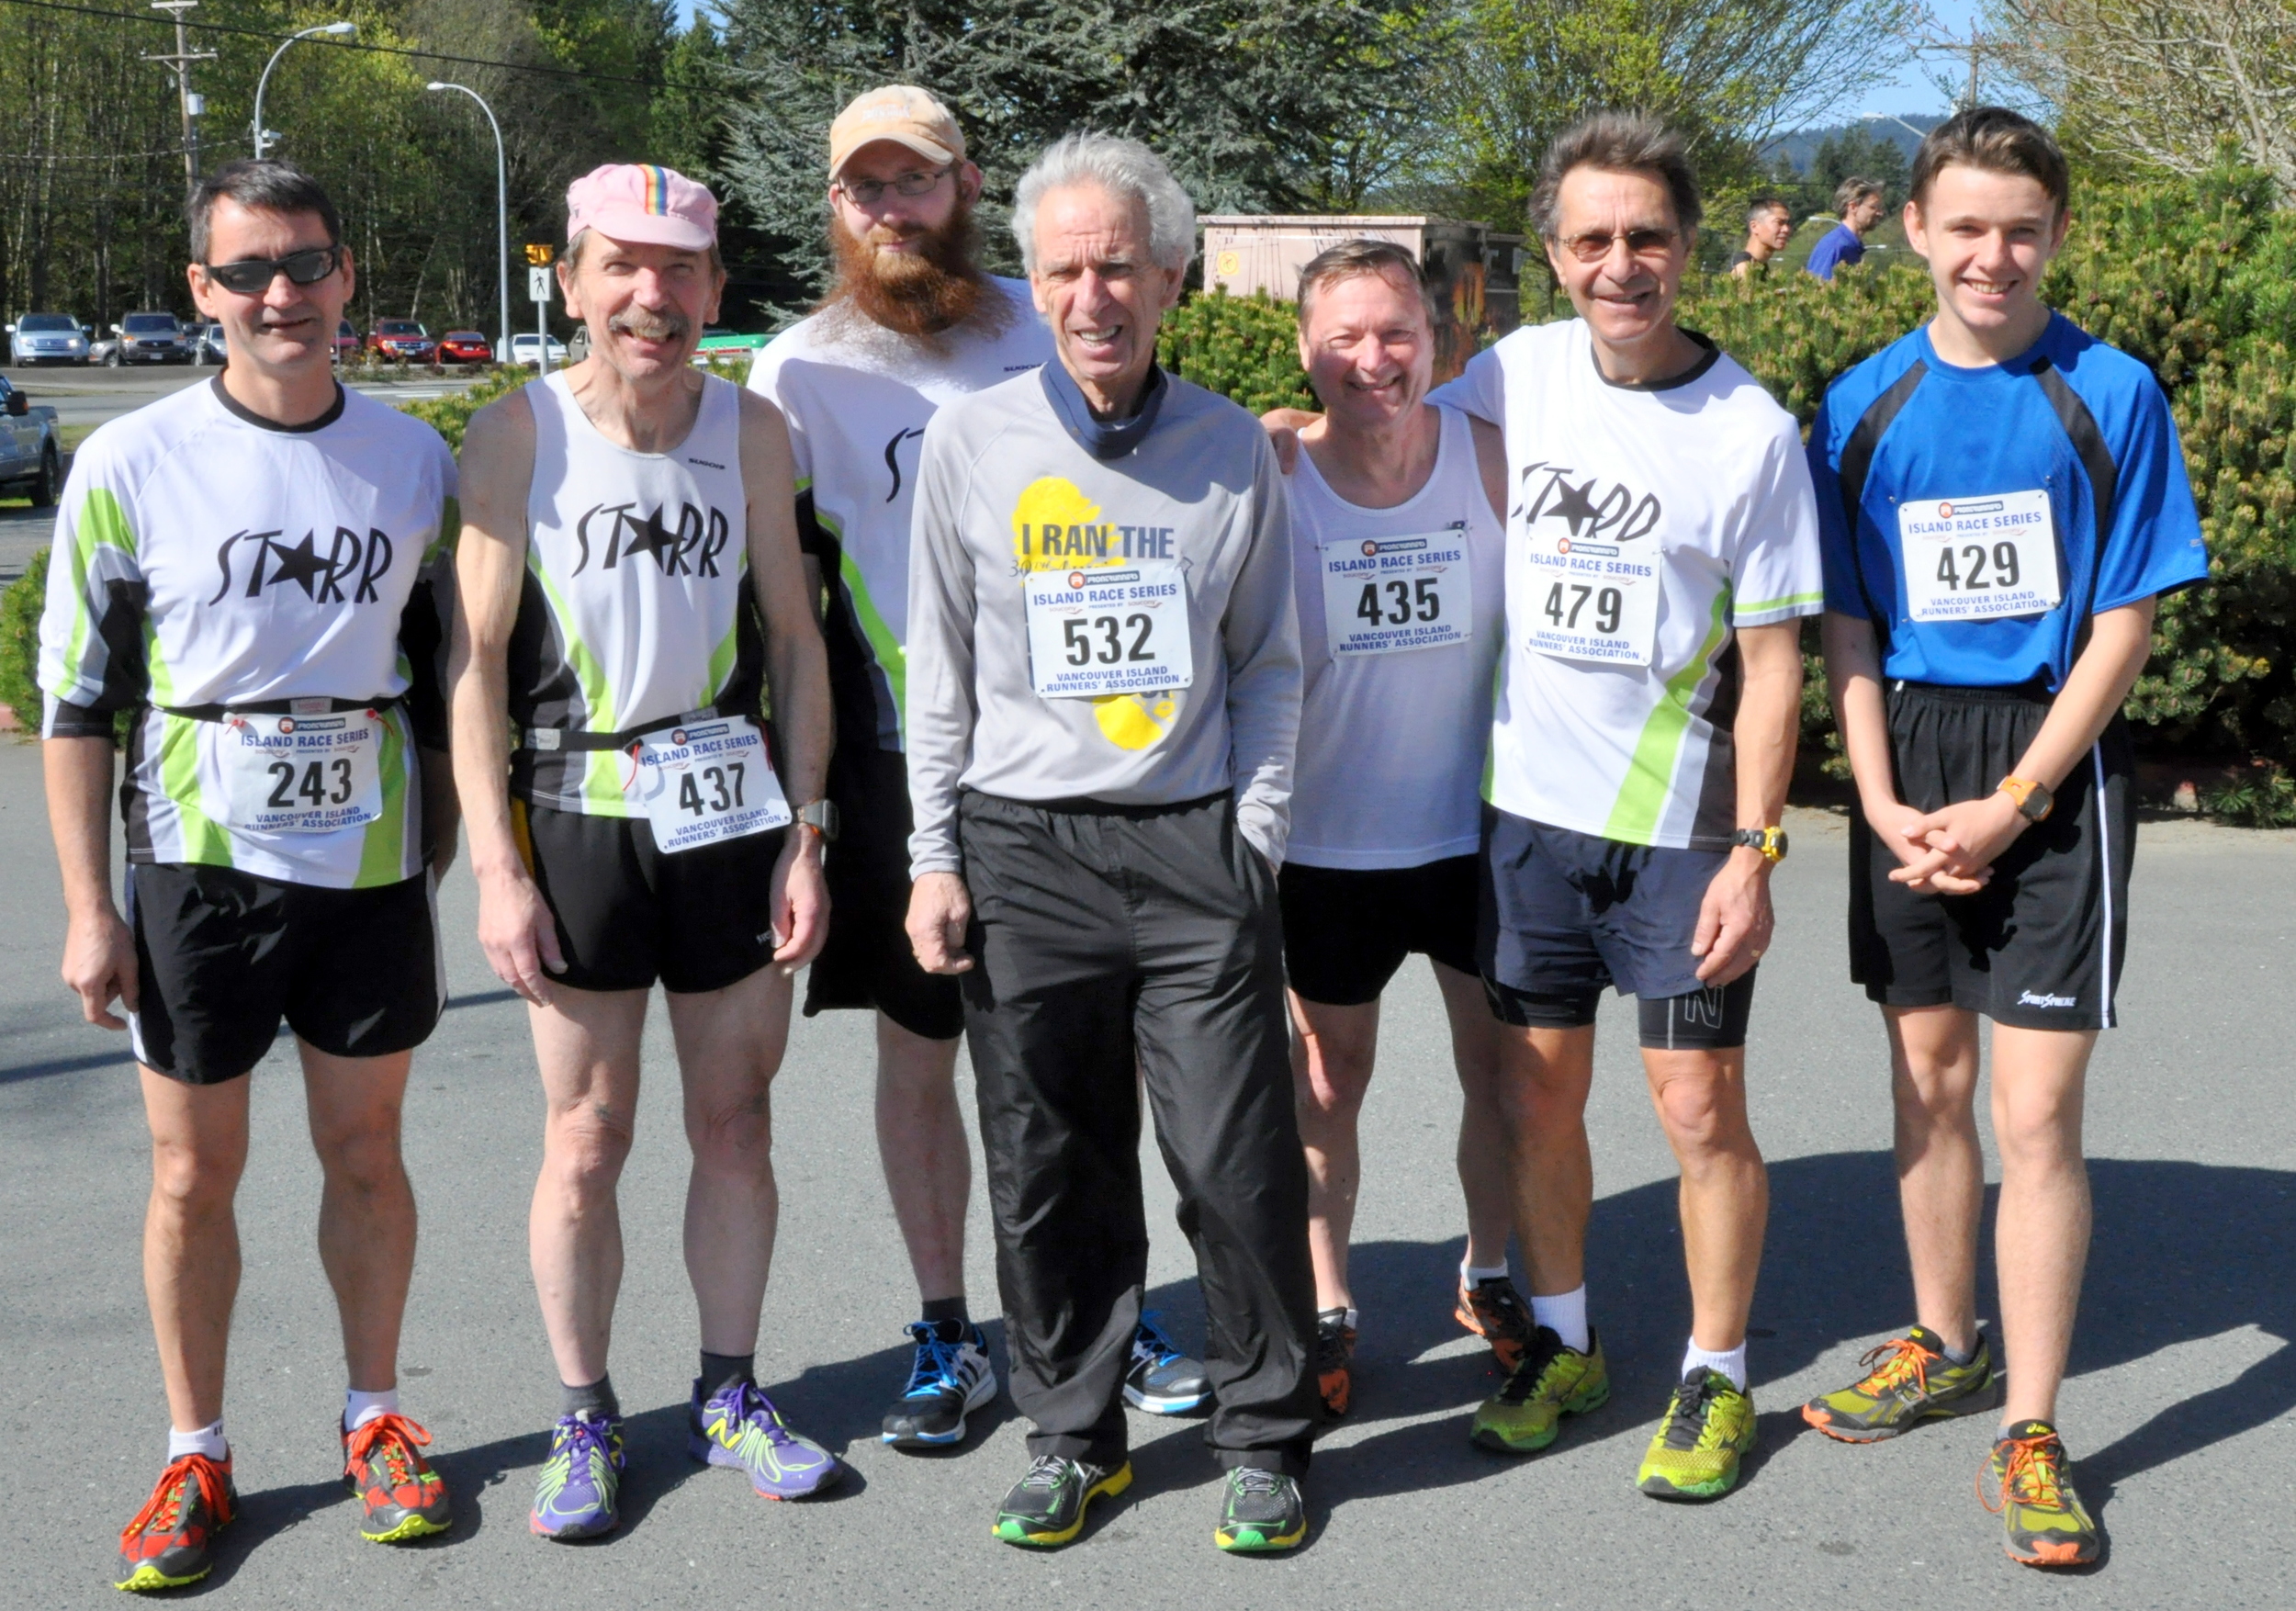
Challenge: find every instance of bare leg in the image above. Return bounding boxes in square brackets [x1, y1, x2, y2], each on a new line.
[1289, 990, 1379, 1312]
[1640, 1046, 1767, 1353]
[1492, 1024, 1597, 1298]
[1432, 962, 1514, 1269]
[138, 1068, 251, 1431]
[301, 1043, 418, 1394]
[670, 964, 796, 1354]
[872, 1013, 969, 1305]
[526, 987, 647, 1387]
[1989, 1024, 2096, 1426]
[1886, 1005, 1985, 1355]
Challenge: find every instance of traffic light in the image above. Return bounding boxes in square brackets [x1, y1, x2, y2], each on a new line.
[523, 243, 555, 266]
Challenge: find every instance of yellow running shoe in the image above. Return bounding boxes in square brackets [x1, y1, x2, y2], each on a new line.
[1469, 1326, 1608, 1456]
[1802, 1325, 1998, 1443]
[1983, 1422, 2100, 1567]
[1636, 1368, 1756, 1501]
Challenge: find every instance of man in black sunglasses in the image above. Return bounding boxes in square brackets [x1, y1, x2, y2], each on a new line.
[38, 158, 462, 1589]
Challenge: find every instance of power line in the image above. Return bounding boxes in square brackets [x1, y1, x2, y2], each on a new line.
[0, 0, 703, 93]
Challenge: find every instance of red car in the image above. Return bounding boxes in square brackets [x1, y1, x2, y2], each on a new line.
[332, 320, 359, 364]
[365, 320, 435, 363]
[437, 330, 493, 365]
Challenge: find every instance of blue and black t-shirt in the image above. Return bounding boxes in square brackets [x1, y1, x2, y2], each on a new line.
[1809, 312, 2210, 690]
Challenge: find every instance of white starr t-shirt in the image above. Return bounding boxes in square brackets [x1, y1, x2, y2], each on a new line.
[1286, 404, 1503, 869]
[1431, 319, 1823, 850]
[749, 277, 1052, 751]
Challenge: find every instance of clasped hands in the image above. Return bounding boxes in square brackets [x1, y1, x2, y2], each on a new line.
[1870, 789, 2031, 895]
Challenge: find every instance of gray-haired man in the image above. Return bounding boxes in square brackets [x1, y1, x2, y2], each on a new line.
[905, 132, 1318, 1552]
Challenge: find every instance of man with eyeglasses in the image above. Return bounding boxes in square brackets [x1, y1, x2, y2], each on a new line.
[1426, 112, 1820, 1500]
[749, 85, 1210, 1452]
[38, 159, 460, 1590]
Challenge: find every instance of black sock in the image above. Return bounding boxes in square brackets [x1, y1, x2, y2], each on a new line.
[919, 1296, 970, 1339]
[560, 1373, 620, 1421]
[699, 1350, 756, 1395]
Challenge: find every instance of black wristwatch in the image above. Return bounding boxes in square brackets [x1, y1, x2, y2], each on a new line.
[1731, 826, 1788, 863]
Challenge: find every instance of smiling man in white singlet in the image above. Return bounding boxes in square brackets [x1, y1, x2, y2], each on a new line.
[1274, 240, 1518, 1423]
[449, 163, 836, 1538]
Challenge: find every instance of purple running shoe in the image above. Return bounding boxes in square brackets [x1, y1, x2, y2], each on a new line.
[687, 1379, 841, 1500]
[531, 1412, 624, 1540]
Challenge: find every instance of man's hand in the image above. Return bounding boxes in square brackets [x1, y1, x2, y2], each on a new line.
[1895, 791, 2026, 890]
[1258, 406, 1317, 475]
[1692, 849, 1776, 986]
[476, 864, 565, 1006]
[906, 871, 974, 975]
[1866, 796, 1992, 896]
[771, 830, 829, 971]
[61, 907, 138, 1030]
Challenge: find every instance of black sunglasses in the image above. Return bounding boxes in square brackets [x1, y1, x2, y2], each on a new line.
[200, 244, 343, 296]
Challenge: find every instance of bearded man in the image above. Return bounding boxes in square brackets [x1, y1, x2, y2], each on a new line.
[749, 85, 1211, 1452]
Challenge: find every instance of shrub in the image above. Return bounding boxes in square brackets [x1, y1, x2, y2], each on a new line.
[1156, 288, 1314, 414]
[0, 545, 44, 726]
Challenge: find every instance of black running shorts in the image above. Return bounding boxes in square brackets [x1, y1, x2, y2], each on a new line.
[513, 798, 784, 995]
[801, 745, 963, 1041]
[1478, 808, 1757, 1051]
[1850, 681, 2133, 1031]
[1278, 856, 1479, 1007]
[126, 862, 443, 1085]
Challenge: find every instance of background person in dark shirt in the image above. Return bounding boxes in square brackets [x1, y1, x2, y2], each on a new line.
[1729, 197, 1795, 279]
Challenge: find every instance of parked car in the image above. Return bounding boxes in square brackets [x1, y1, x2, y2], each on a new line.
[106, 311, 192, 366]
[332, 319, 359, 364]
[436, 330, 493, 365]
[194, 322, 228, 366]
[508, 332, 568, 368]
[0, 373, 63, 507]
[365, 320, 436, 363]
[8, 311, 90, 366]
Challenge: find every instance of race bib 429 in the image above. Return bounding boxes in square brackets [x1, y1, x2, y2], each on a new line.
[1897, 490, 2062, 622]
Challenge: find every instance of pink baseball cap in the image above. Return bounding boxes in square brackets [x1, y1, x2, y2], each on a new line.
[565, 163, 718, 252]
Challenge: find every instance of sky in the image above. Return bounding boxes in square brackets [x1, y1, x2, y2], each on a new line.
[670, 0, 1983, 130]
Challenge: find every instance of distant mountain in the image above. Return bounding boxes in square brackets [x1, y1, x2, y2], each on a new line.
[1760, 113, 1945, 175]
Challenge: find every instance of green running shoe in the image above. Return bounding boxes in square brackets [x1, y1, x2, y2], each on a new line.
[1802, 1325, 1998, 1443]
[1213, 1467, 1306, 1553]
[1637, 1367, 1756, 1501]
[1983, 1422, 2100, 1567]
[1469, 1324, 1609, 1456]
[992, 1455, 1131, 1548]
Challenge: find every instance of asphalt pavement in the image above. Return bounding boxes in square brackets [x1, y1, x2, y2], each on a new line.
[3, 734, 2293, 1608]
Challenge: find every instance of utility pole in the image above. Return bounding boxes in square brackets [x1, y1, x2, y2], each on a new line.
[144, 2, 216, 190]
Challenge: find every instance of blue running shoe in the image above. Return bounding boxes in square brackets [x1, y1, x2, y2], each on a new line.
[1124, 1311, 1212, 1414]
[530, 1412, 624, 1540]
[883, 1320, 998, 1448]
[688, 1379, 841, 1500]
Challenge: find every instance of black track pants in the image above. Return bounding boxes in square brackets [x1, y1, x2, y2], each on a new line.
[956, 789, 1319, 1477]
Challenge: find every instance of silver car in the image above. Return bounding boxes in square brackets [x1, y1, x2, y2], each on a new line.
[8, 311, 89, 366]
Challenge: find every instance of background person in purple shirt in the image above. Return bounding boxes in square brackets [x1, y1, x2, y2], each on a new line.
[1807, 176, 1886, 281]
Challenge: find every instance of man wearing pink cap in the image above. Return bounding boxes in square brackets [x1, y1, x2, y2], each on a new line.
[449, 163, 839, 1538]
[750, 84, 1210, 1453]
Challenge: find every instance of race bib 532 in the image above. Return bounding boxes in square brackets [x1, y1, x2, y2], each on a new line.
[1024, 560, 1194, 698]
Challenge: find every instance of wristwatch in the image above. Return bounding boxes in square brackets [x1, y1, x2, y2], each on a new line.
[793, 799, 840, 842]
[1998, 775, 2054, 822]
[1731, 826, 1789, 863]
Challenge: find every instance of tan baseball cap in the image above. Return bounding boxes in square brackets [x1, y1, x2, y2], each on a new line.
[828, 85, 964, 177]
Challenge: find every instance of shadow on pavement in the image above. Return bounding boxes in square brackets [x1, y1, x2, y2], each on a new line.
[1311, 1152, 2295, 1519]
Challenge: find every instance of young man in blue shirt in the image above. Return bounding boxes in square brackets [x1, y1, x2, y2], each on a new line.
[1803, 107, 2208, 1568]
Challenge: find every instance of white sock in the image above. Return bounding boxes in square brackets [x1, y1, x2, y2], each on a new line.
[1530, 1285, 1590, 1353]
[1460, 1259, 1509, 1285]
[344, 1386, 400, 1432]
[1682, 1338, 1748, 1391]
[167, 1420, 227, 1462]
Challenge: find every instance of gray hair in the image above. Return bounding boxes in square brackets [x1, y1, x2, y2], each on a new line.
[1011, 133, 1196, 274]
[1528, 111, 1704, 242]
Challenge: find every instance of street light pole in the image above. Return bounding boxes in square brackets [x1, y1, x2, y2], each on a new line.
[252, 21, 357, 162]
[426, 83, 510, 366]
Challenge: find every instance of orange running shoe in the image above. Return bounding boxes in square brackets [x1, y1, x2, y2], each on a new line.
[115, 1451, 235, 1592]
[342, 1412, 453, 1542]
[1455, 1273, 1535, 1372]
[1982, 1421, 2099, 1567]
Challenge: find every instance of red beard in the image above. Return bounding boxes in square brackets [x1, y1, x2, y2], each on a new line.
[820, 201, 1004, 338]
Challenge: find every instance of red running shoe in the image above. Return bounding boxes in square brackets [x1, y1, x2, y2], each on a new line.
[115, 1451, 235, 1591]
[342, 1413, 453, 1541]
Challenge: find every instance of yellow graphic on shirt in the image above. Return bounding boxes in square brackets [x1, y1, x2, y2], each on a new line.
[1011, 476, 1181, 751]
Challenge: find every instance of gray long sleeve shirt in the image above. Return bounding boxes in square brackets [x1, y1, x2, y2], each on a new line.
[906, 366, 1300, 876]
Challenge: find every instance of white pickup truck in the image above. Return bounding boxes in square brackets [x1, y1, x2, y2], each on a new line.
[0, 373, 62, 507]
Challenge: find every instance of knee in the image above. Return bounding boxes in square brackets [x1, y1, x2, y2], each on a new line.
[688, 1089, 774, 1177]
[1652, 1073, 1751, 1162]
[313, 1121, 407, 1197]
[1991, 1087, 2083, 1169]
[1294, 1042, 1373, 1123]
[546, 1104, 636, 1195]
[150, 1137, 242, 1214]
